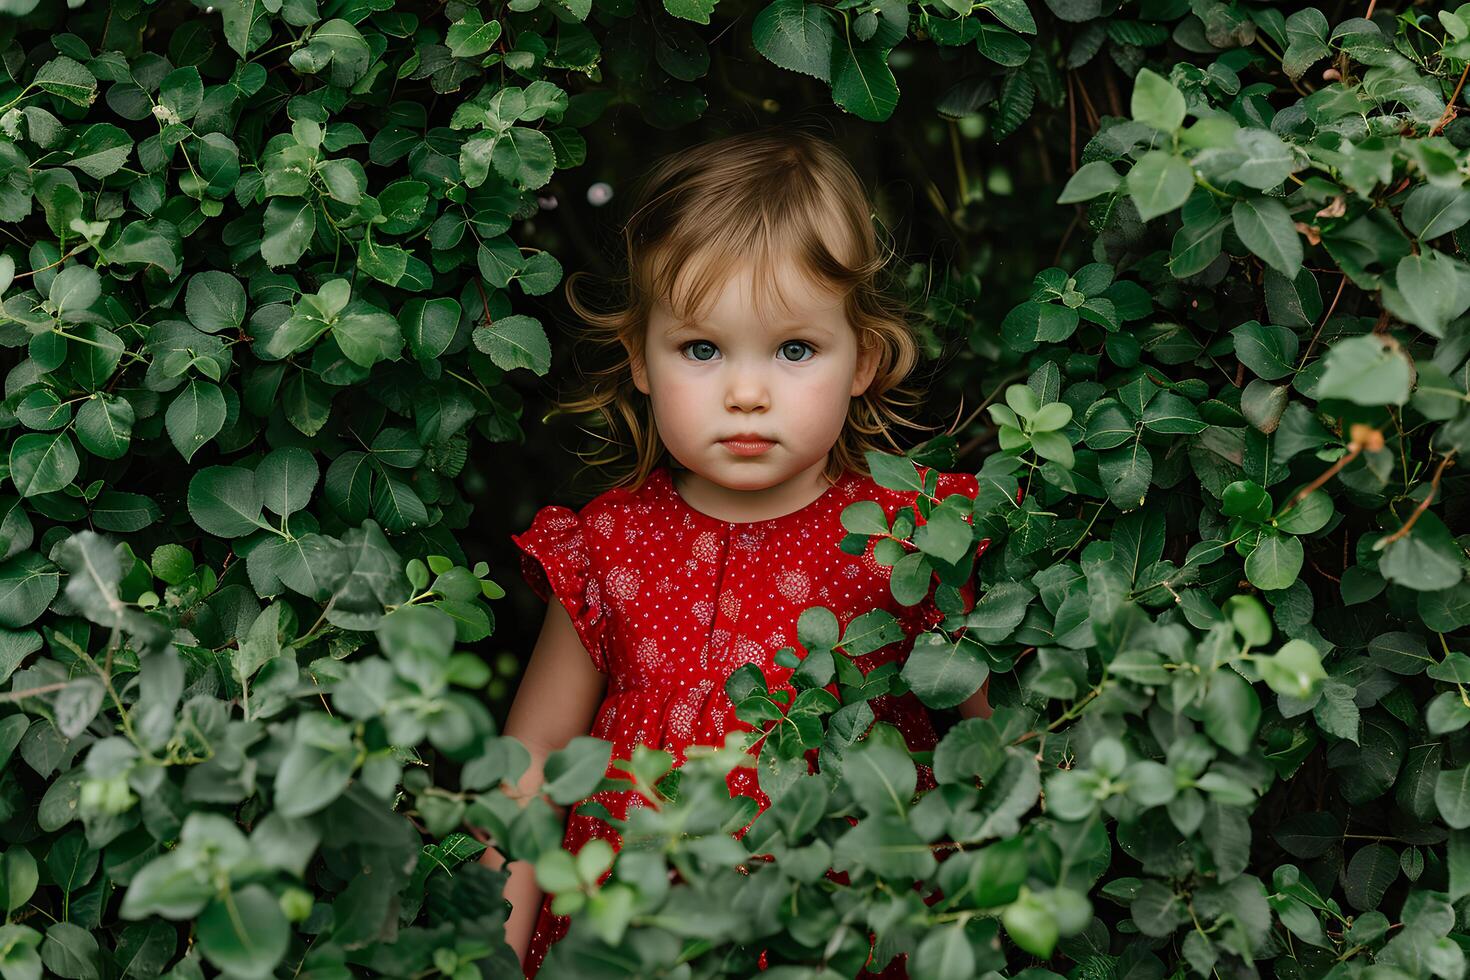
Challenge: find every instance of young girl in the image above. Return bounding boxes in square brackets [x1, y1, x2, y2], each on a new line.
[484, 127, 992, 978]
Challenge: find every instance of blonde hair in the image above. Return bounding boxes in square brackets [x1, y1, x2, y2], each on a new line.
[551, 124, 939, 494]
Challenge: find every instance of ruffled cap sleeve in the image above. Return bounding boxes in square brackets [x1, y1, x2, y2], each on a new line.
[511, 505, 611, 673]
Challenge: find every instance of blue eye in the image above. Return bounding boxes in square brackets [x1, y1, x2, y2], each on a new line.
[780, 341, 815, 362]
[683, 341, 718, 361]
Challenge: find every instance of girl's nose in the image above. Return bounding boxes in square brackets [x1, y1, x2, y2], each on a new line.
[724, 366, 770, 411]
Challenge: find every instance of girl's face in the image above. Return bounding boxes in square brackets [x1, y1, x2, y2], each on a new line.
[628, 259, 879, 506]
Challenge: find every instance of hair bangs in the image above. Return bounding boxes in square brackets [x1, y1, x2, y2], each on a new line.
[657, 235, 852, 331]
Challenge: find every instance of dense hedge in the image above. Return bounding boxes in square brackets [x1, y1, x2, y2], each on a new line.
[0, 0, 1467, 978]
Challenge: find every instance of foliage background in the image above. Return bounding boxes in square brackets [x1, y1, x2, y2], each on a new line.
[0, 0, 1468, 978]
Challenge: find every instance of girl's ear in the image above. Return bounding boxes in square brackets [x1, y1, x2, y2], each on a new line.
[850, 335, 880, 397]
[622, 337, 650, 394]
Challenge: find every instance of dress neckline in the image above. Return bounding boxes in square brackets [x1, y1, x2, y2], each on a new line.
[657, 466, 853, 527]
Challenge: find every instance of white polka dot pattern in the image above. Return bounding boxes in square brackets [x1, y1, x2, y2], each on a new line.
[510, 463, 983, 976]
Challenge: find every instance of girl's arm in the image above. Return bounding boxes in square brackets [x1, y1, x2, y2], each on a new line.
[957, 676, 992, 720]
[477, 599, 609, 970]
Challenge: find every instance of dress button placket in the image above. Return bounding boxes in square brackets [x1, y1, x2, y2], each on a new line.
[709, 524, 765, 711]
[708, 524, 740, 649]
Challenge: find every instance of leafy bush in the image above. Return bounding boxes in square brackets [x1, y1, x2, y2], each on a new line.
[1, 0, 1468, 979]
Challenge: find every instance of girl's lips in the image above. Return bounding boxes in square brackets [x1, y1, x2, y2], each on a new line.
[720, 439, 775, 456]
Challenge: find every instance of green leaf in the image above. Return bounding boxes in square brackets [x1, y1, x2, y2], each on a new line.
[0, 553, 60, 628]
[1222, 480, 1271, 522]
[902, 632, 988, 709]
[753, 0, 834, 82]
[1057, 161, 1120, 203]
[34, 57, 97, 107]
[542, 736, 614, 805]
[1316, 335, 1412, 405]
[493, 128, 556, 190]
[91, 492, 161, 533]
[325, 453, 374, 523]
[1126, 151, 1194, 222]
[69, 325, 124, 391]
[357, 233, 408, 287]
[48, 265, 100, 316]
[0, 846, 38, 915]
[41, 921, 99, 980]
[1202, 668, 1261, 755]
[187, 466, 265, 539]
[1344, 844, 1398, 911]
[160, 67, 203, 121]
[106, 220, 182, 276]
[1379, 512, 1464, 592]
[371, 471, 428, 531]
[966, 582, 1032, 641]
[913, 500, 974, 565]
[334, 310, 402, 368]
[1030, 430, 1074, 467]
[1231, 320, 1298, 381]
[165, 380, 226, 464]
[840, 500, 889, 535]
[401, 298, 460, 361]
[446, 9, 503, 57]
[1083, 401, 1135, 449]
[1228, 128, 1296, 190]
[1002, 300, 1079, 348]
[912, 923, 975, 980]
[890, 550, 932, 606]
[1382, 250, 1470, 338]
[1131, 67, 1185, 132]
[866, 452, 925, 492]
[1403, 184, 1470, 240]
[664, 0, 717, 24]
[261, 199, 316, 268]
[1274, 488, 1333, 535]
[1141, 391, 1205, 434]
[1232, 198, 1303, 277]
[318, 159, 366, 205]
[1245, 532, 1303, 590]
[980, 0, 1036, 33]
[74, 395, 134, 461]
[1439, 766, 1470, 829]
[831, 40, 899, 122]
[473, 314, 551, 375]
[476, 236, 523, 288]
[196, 885, 288, 979]
[66, 124, 132, 179]
[185, 271, 246, 334]
[517, 251, 563, 296]
[1098, 441, 1152, 509]
[255, 448, 319, 517]
[217, 0, 268, 56]
[1002, 889, 1059, 958]
[375, 181, 428, 238]
[275, 714, 356, 817]
[1282, 8, 1329, 79]
[1258, 640, 1327, 699]
[9, 433, 79, 497]
[294, 20, 372, 88]
[0, 924, 42, 980]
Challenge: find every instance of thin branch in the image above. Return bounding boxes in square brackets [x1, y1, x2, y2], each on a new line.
[1432, 61, 1470, 136]
[1377, 453, 1457, 547]
[1285, 424, 1383, 509]
[0, 681, 72, 702]
[1297, 273, 1348, 370]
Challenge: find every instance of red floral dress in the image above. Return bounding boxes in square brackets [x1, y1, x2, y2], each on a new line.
[510, 464, 983, 977]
